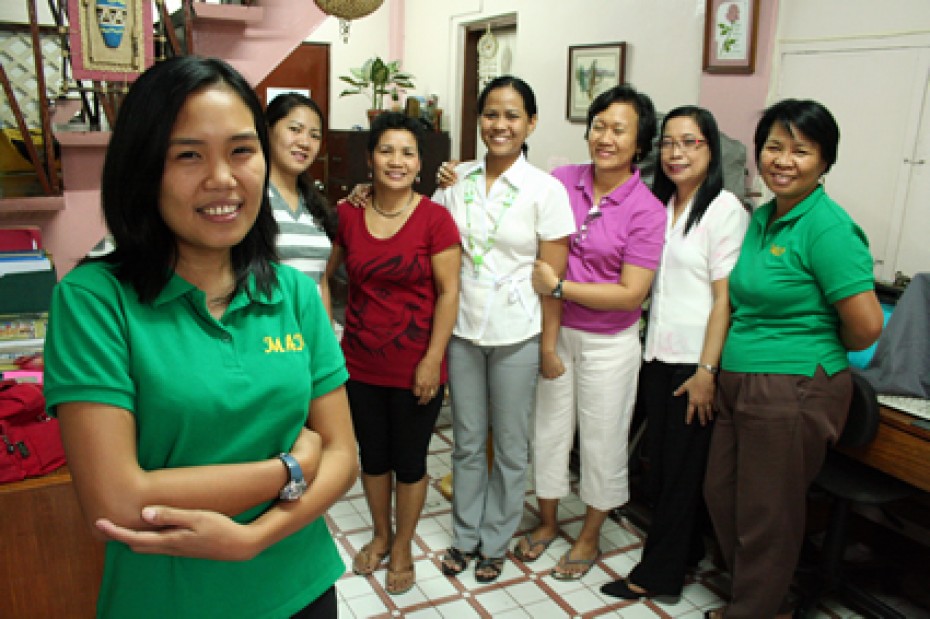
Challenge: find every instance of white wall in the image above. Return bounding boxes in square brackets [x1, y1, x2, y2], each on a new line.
[405, 0, 707, 168]
[777, 0, 930, 41]
[311, 0, 708, 170]
[308, 5, 393, 130]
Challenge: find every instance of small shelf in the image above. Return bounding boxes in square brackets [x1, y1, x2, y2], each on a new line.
[0, 195, 64, 215]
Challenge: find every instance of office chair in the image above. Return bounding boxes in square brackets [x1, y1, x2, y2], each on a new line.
[795, 372, 915, 618]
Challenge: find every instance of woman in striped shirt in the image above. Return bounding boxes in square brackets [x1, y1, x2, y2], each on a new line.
[266, 93, 337, 308]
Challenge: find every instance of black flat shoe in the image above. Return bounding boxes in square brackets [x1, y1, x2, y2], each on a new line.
[600, 578, 649, 600]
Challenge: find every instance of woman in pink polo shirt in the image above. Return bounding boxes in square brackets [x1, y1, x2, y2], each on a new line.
[520, 85, 666, 579]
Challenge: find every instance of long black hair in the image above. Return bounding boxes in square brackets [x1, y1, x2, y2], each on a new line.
[265, 92, 336, 240]
[652, 105, 724, 236]
[100, 55, 278, 303]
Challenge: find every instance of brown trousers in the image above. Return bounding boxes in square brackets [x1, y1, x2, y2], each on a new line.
[704, 367, 851, 619]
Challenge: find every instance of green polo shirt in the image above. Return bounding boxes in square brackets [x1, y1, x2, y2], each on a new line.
[722, 186, 874, 377]
[44, 261, 348, 619]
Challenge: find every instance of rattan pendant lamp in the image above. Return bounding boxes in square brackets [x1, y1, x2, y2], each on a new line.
[314, 0, 384, 42]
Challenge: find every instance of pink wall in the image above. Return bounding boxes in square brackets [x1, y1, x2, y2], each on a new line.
[698, 0, 779, 183]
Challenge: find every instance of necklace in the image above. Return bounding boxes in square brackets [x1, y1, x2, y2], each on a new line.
[464, 173, 518, 272]
[371, 192, 417, 218]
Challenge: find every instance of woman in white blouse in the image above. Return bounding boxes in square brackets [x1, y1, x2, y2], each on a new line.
[432, 76, 575, 584]
[601, 106, 749, 600]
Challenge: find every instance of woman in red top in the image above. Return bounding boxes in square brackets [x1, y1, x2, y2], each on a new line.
[321, 112, 461, 595]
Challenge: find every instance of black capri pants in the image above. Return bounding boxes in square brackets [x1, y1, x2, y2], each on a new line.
[346, 379, 443, 483]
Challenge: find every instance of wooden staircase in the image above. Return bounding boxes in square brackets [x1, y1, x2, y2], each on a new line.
[1, 0, 328, 277]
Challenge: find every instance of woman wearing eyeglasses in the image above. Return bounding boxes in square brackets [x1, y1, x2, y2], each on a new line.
[522, 85, 665, 580]
[600, 106, 749, 600]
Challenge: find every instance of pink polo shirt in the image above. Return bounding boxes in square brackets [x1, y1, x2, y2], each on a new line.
[552, 164, 666, 335]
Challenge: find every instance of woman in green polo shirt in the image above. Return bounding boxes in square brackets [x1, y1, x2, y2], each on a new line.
[702, 99, 884, 619]
[43, 57, 358, 619]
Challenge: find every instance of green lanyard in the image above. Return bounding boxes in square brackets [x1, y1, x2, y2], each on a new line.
[464, 173, 518, 272]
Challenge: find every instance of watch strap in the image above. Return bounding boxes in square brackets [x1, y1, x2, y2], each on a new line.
[278, 453, 308, 501]
[698, 363, 719, 375]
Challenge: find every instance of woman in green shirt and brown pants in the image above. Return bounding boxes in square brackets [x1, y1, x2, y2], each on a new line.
[703, 99, 884, 619]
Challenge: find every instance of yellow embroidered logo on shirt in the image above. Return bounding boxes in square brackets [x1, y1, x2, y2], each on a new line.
[263, 333, 305, 353]
[770, 244, 786, 256]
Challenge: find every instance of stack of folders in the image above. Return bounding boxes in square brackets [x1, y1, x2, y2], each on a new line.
[0, 225, 54, 383]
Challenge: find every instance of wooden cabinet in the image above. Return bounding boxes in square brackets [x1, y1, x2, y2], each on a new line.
[0, 466, 105, 618]
[323, 130, 451, 205]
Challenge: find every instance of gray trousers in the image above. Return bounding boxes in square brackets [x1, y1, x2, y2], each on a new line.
[448, 334, 540, 559]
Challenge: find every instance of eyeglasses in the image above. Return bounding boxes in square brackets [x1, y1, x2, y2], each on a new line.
[659, 137, 706, 152]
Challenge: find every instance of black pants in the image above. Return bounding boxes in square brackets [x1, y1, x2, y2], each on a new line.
[291, 586, 337, 619]
[628, 360, 714, 595]
[347, 379, 443, 483]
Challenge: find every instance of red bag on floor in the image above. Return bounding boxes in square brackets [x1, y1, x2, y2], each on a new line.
[0, 379, 65, 483]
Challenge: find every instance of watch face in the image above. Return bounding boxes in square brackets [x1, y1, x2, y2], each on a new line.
[280, 479, 308, 501]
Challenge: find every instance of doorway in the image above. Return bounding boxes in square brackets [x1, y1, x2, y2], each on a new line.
[256, 43, 331, 190]
[459, 20, 517, 161]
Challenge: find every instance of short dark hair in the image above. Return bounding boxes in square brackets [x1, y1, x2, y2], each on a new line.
[367, 111, 425, 155]
[754, 99, 840, 172]
[585, 84, 657, 163]
[100, 55, 277, 304]
[476, 75, 537, 155]
[265, 92, 335, 239]
[652, 106, 725, 235]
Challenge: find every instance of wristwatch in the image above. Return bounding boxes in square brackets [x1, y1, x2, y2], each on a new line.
[277, 453, 308, 501]
[698, 363, 719, 375]
[551, 279, 565, 299]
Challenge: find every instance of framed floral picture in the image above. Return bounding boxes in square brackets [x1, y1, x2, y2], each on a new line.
[703, 0, 760, 74]
[566, 42, 626, 123]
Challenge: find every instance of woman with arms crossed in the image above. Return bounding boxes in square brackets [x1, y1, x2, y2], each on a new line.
[703, 99, 883, 619]
[43, 57, 357, 619]
[523, 85, 666, 579]
[321, 112, 460, 595]
[434, 76, 575, 583]
[601, 106, 749, 599]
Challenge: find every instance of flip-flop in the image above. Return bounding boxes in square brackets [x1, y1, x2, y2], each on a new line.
[550, 549, 600, 581]
[385, 564, 415, 595]
[352, 543, 390, 576]
[512, 531, 557, 563]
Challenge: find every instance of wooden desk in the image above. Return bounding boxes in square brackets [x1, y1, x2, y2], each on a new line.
[0, 466, 104, 619]
[841, 406, 930, 493]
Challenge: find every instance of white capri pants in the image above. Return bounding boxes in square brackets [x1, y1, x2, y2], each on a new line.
[534, 324, 641, 511]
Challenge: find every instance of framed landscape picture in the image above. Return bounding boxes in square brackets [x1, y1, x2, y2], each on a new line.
[566, 42, 626, 123]
[703, 0, 760, 74]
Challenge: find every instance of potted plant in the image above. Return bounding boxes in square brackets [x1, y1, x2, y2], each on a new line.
[338, 56, 415, 122]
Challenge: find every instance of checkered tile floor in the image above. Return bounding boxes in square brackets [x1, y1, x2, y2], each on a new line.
[324, 406, 926, 618]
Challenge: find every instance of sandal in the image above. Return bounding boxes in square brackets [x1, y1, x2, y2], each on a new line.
[513, 531, 557, 563]
[385, 564, 415, 595]
[550, 549, 600, 581]
[474, 555, 505, 583]
[352, 542, 390, 576]
[440, 547, 477, 576]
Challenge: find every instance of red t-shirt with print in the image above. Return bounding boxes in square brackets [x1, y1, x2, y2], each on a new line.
[336, 197, 461, 388]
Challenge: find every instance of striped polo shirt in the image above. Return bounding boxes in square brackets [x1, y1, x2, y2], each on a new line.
[268, 183, 332, 286]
